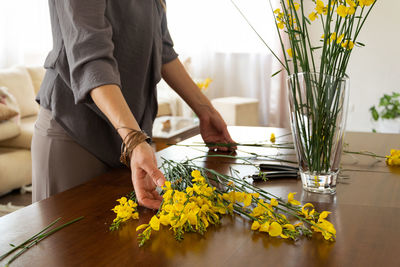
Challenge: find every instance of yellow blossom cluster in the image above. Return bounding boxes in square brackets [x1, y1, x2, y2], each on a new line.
[109, 197, 139, 231]
[112, 169, 337, 245]
[249, 192, 335, 241]
[274, 2, 299, 31]
[386, 149, 400, 167]
[136, 170, 235, 246]
[196, 78, 212, 92]
[324, 32, 354, 50]
[309, 0, 375, 21]
[250, 196, 302, 239]
[270, 133, 276, 143]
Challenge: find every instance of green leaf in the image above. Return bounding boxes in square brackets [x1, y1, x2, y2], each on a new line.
[271, 69, 283, 77]
[372, 129, 376, 133]
[305, 17, 311, 24]
[311, 46, 323, 50]
[356, 42, 366, 47]
[370, 106, 379, 121]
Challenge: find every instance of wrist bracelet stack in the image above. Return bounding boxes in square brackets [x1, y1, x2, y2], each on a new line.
[117, 127, 152, 167]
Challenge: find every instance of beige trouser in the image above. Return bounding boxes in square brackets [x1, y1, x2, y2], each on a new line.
[31, 108, 110, 202]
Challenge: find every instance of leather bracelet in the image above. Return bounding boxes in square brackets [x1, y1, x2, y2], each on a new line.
[117, 127, 152, 167]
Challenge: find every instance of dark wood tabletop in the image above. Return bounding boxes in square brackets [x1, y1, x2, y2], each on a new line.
[1, 127, 399, 267]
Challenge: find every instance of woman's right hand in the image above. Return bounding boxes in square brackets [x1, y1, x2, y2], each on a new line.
[130, 142, 166, 210]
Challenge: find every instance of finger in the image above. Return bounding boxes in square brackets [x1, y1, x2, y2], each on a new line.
[138, 196, 162, 210]
[151, 190, 163, 201]
[142, 164, 166, 187]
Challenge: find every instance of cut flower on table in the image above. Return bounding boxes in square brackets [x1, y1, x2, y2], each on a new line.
[110, 157, 337, 246]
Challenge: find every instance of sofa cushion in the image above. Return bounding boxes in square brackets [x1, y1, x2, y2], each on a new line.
[26, 66, 46, 95]
[0, 120, 21, 142]
[0, 115, 36, 149]
[0, 148, 31, 196]
[0, 67, 39, 118]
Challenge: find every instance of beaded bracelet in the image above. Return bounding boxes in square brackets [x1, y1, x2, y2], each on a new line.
[117, 127, 152, 167]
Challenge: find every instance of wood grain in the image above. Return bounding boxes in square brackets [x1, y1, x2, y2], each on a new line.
[0, 127, 399, 267]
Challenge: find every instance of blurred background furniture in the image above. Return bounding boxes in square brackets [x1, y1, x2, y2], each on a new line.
[212, 96, 259, 126]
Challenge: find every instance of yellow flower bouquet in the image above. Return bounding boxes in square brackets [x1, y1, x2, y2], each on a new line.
[233, 0, 377, 194]
[111, 157, 336, 246]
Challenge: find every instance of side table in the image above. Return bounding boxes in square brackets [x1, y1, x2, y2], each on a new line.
[152, 116, 200, 151]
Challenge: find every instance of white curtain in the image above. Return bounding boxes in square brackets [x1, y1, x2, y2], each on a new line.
[167, 0, 289, 127]
[0, 0, 52, 68]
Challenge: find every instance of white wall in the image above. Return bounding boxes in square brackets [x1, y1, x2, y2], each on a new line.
[345, 1, 400, 132]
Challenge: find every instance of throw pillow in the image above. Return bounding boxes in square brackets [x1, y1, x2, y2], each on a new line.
[0, 87, 21, 141]
[0, 67, 39, 118]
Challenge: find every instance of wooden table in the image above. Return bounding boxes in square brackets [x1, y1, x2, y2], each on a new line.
[0, 127, 399, 267]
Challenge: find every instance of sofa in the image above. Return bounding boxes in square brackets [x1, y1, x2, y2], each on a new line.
[0, 66, 184, 196]
[0, 66, 42, 196]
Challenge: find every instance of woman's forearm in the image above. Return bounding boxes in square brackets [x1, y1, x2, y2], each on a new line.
[161, 58, 214, 119]
[90, 84, 141, 140]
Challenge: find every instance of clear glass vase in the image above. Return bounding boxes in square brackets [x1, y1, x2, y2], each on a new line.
[287, 72, 349, 194]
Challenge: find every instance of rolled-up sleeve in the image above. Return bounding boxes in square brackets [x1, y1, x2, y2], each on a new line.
[55, 0, 121, 104]
[161, 10, 178, 64]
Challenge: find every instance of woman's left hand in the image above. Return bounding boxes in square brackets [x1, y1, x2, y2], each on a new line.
[198, 107, 236, 152]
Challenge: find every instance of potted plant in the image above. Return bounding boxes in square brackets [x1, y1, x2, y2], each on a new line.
[370, 92, 400, 133]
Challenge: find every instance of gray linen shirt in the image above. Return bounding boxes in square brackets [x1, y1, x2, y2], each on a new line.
[37, 0, 178, 168]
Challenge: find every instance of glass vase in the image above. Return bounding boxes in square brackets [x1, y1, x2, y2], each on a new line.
[287, 72, 349, 194]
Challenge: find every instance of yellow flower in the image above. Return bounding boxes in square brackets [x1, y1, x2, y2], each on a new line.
[386, 149, 400, 166]
[309, 12, 318, 21]
[235, 191, 246, 203]
[187, 211, 198, 225]
[286, 1, 300, 11]
[287, 48, 293, 58]
[117, 197, 127, 205]
[270, 133, 276, 143]
[191, 169, 202, 178]
[287, 192, 301, 206]
[346, 0, 356, 7]
[301, 203, 314, 219]
[277, 21, 285, 29]
[159, 214, 171, 226]
[337, 5, 348, 18]
[315, 0, 327, 15]
[149, 215, 160, 231]
[330, 32, 337, 43]
[243, 193, 253, 207]
[274, 8, 281, 14]
[136, 224, 149, 232]
[259, 222, 270, 232]
[336, 33, 344, 44]
[186, 187, 194, 196]
[268, 222, 282, 236]
[348, 6, 356, 15]
[319, 211, 331, 220]
[251, 221, 261, 231]
[341, 40, 354, 50]
[162, 181, 172, 191]
[312, 218, 336, 240]
[227, 181, 235, 187]
[358, 0, 375, 8]
[270, 198, 278, 207]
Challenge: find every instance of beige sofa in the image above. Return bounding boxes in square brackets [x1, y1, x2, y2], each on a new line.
[0, 66, 182, 196]
[0, 66, 43, 196]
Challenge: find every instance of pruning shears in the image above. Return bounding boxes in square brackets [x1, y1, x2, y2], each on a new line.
[246, 163, 299, 180]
